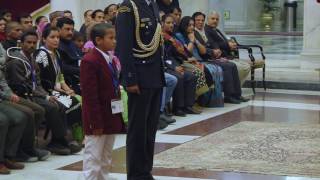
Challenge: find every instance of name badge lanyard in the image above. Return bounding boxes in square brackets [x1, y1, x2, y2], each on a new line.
[29, 63, 37, 90]
[107, 58, 120, 97]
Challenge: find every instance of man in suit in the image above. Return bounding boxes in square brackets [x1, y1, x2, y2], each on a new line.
[116, 0, 165, 179]
[81, 23, 125, 180]
[203, 11, 251, 86]
[192, 12, 249, 104]
[57, 17, 82, 94]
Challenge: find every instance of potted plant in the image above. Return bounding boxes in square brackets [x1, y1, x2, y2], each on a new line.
[259, 0, 279, 30]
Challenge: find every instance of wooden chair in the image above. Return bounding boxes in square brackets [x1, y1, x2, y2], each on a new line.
[230, 37, 266, 94]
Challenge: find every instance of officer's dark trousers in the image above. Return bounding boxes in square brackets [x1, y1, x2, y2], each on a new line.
[213, 61, 242, 98]
[168, 70, 197, 109]
[0, 102, 27, 162]
[127, 88, 162, 180]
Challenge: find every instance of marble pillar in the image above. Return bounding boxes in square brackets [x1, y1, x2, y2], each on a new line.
[300, 0, 320, 69]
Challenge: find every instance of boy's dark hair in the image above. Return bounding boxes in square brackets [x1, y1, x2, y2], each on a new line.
[56, 17, 74, 28]
[20, 30, 38, 42]
[90, 23, 113, 46]
[91, 9, 104, 19]
[192, 12, 206, 20]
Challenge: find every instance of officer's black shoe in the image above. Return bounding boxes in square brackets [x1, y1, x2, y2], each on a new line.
[224, 97, 241, 104]
[173, 109, 186, 117]
[160, 113, 176, 124]
[183, 107, 201, 114]
[157, 119, 168, 130]
[236, 96, 250, 102]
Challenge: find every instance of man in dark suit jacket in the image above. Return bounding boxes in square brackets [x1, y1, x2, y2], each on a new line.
[204, 11, 238, 58]
[116, 0, 165, 179]
[80, 23, 125, 180]
[204, 11, 251, 86]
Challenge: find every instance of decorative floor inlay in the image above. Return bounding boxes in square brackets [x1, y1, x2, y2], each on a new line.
[154, 121, 320, 178]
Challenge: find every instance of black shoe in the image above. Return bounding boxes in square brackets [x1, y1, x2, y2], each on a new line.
[224, 97, 241, 104]
[15, 151, 38, 162]
[237, 96, 250, 102]
[160, 113, 176, 124]
[173, 109, 186, 117]
[25, 148, 51, 161]
[183, 107, 201, 114]
[46, 143, 71, 155]
[68, 141, 82, 154]
[157, 119, 168, 130]
[164, 104, 173, 117]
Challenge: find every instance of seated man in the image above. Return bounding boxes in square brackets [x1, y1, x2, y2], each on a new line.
[5, 31, 81, 155]
[203, 11, 251, 86]
[1, 21, 23, 50]
[0, 42, 49, 162]
[57, 18, 82, 94]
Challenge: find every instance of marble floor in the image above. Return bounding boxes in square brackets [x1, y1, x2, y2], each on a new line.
[2, 88, 320, 180]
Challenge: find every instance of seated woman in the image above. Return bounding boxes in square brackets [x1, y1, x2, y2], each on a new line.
[34, 27, 83, 142]
[173, 16, 225, 106]
[176, 16, 247, 104]
[161, 14, 200, 116]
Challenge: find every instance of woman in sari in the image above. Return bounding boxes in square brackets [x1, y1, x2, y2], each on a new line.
[162, 14, 209, 97]
[173, 16, 225, 106]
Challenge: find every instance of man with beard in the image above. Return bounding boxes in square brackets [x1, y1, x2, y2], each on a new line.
[56, 17, 82, 94]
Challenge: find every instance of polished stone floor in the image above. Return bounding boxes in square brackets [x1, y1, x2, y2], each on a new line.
[2, 89, 320, 180]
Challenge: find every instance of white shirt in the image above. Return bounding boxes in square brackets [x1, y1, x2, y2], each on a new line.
[95, 47, 112, 64]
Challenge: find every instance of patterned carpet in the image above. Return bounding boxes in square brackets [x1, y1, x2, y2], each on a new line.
[154, 121, 320, 178]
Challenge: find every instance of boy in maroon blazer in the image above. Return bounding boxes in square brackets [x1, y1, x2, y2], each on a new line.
[80, 23, 125, 180]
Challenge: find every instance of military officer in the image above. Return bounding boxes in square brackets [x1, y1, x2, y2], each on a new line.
[116, 0, 165, 179]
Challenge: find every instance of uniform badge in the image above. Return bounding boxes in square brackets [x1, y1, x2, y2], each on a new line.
[118, 6, 131, 13]
[141, 18, 151, 23]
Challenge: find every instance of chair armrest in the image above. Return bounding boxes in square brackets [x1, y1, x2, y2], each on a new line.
[237, 46, 255, 62]
[230, 37, 266, 60]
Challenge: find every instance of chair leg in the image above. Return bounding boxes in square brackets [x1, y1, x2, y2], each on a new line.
[263, 65, 266, 91]
[251, 68, 256, 94]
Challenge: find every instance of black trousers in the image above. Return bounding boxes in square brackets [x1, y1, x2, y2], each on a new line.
[32, 97, 67, 140]
[168, 70, 197, 109]
[126, 88, 162, 180]
[212, 61, 241, 98]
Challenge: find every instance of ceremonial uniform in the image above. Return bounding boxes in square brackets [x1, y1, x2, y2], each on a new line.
[116, 0, 165, 179]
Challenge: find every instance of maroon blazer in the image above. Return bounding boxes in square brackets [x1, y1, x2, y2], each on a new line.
[80, 48, 125, 135]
